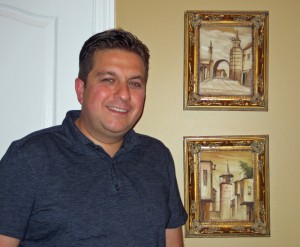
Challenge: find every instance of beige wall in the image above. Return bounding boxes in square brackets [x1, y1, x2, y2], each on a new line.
[116, 0, 300, 246]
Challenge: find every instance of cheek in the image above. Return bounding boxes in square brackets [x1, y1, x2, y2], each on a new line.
[132, 93, 146, 109]
[84, 88, 108, 105]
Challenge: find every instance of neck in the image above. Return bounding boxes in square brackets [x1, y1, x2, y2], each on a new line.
[74, 118, 124, 158]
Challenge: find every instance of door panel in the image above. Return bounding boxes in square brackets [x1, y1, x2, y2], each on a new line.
[0, 0, 114, 157]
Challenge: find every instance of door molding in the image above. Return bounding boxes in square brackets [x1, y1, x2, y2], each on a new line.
[93, 0, 115, 33]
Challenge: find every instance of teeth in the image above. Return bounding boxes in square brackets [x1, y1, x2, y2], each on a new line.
[109, 106, 128, 113]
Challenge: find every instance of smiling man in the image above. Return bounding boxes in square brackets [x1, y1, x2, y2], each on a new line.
[75, 49, 146, 157]
[0, 29, 187, 247]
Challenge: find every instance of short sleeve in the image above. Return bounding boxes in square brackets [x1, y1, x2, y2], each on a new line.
[165, 149, 188, 228]
[0, 142, 38, 239]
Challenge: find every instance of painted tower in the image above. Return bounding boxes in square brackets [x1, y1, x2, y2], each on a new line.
[229, 31, 243, 83]
[219, 163, 234, 220]
[199, 41, 214, 81]
[208, 41, 214, 78]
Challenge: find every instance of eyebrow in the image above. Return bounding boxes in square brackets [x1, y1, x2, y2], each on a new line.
[96, 71, 116, 77]
[96, 71, 146, 82]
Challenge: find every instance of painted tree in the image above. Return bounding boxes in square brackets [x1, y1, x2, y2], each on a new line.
[239, 160, 253, 178]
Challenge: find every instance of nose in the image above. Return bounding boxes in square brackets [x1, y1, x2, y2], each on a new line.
[115, 81, 130, 101]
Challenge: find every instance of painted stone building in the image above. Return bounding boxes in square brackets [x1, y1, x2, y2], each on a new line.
[199, 159, 254, 221]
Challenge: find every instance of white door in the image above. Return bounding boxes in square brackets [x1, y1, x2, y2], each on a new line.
[0, 0, 114, 157]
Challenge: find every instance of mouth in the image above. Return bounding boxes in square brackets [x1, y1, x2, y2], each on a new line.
[108, 106, 129, 113]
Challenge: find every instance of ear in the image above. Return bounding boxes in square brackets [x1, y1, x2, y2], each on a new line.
[75, 78, 85, 105]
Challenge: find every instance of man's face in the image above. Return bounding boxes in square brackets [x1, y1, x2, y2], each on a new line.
[75, 49, 146, 143]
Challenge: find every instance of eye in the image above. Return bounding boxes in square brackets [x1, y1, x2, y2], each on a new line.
[101, 78, 115, 84]
[128, 80, 143, 88]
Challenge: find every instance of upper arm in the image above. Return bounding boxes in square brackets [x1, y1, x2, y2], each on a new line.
[0, 144, 37, 244]
[165, 227, 184, 247]
[0, 235, 20, 247]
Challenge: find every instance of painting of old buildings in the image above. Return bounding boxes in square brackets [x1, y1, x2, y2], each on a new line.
[184, 135, 270, 237]
[198, 151, 254, 222]
[199, 26, 253, 96]
[184, 11, 268, 110]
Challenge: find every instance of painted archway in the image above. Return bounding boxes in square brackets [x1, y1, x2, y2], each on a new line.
[213, 59, 230, 77]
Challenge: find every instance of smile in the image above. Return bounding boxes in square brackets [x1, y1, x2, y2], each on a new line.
[108, 106, 128, 113]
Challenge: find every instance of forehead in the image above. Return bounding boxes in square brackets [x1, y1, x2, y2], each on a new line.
[93, 49, 143, 65]
[90, 49, 146, 79]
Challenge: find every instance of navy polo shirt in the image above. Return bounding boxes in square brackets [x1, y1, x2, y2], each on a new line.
[0, 110, 187, 247]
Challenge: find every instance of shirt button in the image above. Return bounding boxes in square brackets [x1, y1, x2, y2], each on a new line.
[115, 184, 120, 191]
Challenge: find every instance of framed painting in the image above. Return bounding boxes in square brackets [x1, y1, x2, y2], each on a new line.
[184, 135, 270, 237]
[184, 11, 269, 111]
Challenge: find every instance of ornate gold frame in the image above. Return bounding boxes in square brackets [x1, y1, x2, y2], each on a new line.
[184, 135, 270, 237]
[184, 11, 269, 111]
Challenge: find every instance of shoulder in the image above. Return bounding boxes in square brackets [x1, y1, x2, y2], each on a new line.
[135, 132, 167, 148]
[135, 133, 173, 155]
[4, 110, 81, 156]
[17, 125, 63, 145]
[131, 132, 174, 163]
[1, 125, 65, 162]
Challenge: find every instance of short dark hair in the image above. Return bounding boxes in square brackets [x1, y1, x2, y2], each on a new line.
[78, 28, 150, 83]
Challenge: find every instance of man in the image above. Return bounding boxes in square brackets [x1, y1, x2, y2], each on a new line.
[0, 29, 187, 247]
